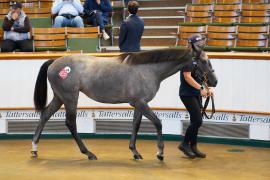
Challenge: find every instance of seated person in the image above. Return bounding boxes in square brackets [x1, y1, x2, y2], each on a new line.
[84, 0, 112, 40]
[52, 0, 84, 28]
[1, 2, 33, 52]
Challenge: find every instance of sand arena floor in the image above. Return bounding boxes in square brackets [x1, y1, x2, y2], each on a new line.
[0, 139, 269, 180]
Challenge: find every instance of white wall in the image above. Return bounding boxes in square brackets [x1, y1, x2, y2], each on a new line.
[0, 58, 269, 141]
[0, 59, 269, 112]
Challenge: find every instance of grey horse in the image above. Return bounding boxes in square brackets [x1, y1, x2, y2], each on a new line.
[32, 48, 217, 160]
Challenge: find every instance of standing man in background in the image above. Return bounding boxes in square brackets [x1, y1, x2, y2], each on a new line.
[84, 0, 112, 40]
[52, 0, 84, 28]
[2, 2, 33, 52]
[118, 0, 144, 52]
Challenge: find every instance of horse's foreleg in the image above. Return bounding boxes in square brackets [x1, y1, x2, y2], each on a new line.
[132, 101, 164, 161]
[129, 109, 143, 160]
[31, 95, 62, 157]
[65, 107, 97, 160]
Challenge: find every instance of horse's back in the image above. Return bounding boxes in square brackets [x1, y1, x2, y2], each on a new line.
[46, 54, 162, 104]
[47, 54, 116, 78]
[46, 54, 134, 103]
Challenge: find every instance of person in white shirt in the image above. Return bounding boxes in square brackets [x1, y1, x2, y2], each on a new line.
[52, 0, 84, 27]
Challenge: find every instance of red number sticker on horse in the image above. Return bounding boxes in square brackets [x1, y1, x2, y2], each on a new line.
[59, 66, 71, 79]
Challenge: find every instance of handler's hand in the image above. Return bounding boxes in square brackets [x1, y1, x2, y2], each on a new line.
[200, 88, 208, 98]
[207, 87, 214, 97]
[11, 12, 18, 20]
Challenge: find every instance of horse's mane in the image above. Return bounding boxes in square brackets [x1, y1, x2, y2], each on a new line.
[118, 48, 191, 65]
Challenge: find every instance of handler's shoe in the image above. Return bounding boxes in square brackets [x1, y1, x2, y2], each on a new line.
[191, 145, 206, 158]
[178, 143, 196, 158]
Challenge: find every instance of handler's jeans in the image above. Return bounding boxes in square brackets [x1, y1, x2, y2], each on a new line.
[180, 96, 203, 146]
[87, 10, 108, 31]
[54, 15, 84, 28]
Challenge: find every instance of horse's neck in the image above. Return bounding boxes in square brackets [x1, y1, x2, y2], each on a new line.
[151, 60, 188, 82]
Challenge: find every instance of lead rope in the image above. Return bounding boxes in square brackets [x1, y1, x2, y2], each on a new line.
[201, 82, 215, 119]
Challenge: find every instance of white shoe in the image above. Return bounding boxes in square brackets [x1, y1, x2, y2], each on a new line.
[103, 31, 110, 40]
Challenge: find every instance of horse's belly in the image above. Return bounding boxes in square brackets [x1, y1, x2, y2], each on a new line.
[81, 89, 128, 104]
[80, 81, 130, 104]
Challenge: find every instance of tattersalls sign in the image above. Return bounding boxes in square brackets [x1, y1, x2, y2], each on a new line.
[94, 110, 182, 120]
[0, 109, 269, 134]
[0, 109, 269, 124]
[93, 109, 270, 125]
[2, 110, 89, 120]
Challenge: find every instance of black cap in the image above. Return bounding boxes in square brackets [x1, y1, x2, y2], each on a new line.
[12, 2, 22, 9]
[188, 34, 205, 44]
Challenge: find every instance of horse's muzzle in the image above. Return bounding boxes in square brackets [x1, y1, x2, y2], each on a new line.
[213, 80, 218, 87]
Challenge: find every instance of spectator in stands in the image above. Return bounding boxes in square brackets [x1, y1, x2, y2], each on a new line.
[52, 0, 84, 28]
[83, 0, 112, 40]
[118, 0, 144, 52]
[178, 34, 214, 159]
[1, 2, 33, 52]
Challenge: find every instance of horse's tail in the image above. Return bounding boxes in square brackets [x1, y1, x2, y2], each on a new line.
[34, 59, 55, 111]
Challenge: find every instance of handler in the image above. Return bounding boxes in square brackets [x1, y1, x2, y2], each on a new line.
[178, 34, 215, 159]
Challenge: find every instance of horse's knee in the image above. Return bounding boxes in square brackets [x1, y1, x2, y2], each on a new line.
[133, 120, 141, 128]
[40, 112, 48, 122]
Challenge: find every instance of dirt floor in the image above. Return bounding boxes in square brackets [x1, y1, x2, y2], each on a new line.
[0, 139, 269, 180]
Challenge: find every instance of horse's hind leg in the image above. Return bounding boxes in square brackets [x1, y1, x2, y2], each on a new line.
[131, 101, 164, 161]
[31, 95, 63, 157]
[129, 109, 143, 160]
[64, 100, 97, 160]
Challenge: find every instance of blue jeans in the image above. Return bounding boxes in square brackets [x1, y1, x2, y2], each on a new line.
[54, 16, 84, 28]
[88, 11, 108, 31]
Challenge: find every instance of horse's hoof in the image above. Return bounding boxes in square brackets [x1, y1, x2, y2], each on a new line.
[157, 154, 164, 161]
[88, 155, 97, 160]
[133, 154, 143, 160]
[31, 151, 38, 158]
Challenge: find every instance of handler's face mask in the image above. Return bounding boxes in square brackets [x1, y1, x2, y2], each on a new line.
[188, 34, 206, 52]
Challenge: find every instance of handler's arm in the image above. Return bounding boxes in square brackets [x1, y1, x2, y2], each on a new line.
[183, 72, 208, 97]
[183, 72, 201, 90]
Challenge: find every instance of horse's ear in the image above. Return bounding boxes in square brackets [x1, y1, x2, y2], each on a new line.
[208, 60, 213, 69]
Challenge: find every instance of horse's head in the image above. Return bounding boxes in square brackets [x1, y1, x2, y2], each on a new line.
[193, 53, 218, 87]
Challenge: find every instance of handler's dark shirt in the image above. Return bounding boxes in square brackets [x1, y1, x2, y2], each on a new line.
[179, 60, 202, 97]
